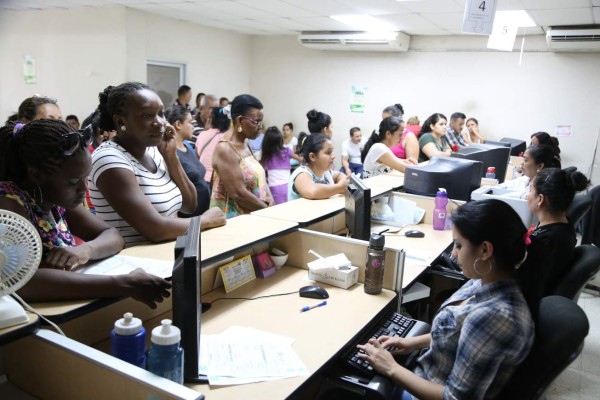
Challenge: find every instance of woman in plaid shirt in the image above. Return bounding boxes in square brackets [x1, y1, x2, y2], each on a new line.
[359, 199, 540, 400]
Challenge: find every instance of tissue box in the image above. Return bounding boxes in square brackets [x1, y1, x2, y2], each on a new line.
[307, 255, 359, 289]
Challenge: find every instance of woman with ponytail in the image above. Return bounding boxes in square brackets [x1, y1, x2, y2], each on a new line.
[0, 120, 170, 307]
[361, 116, 417, 178]
[527, 167, 590, 295]
[358, 199, 541, 399]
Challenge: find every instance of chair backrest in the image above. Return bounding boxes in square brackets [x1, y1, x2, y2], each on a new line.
[554, 244, 600, 302]
[581, 185, 600, 246]
[566, 193, 592, 229]
[498, 296, 589, 399]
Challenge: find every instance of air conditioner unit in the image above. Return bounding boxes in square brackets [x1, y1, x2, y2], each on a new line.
[298, 31, 410, 52]
[546, 26, 600, 52]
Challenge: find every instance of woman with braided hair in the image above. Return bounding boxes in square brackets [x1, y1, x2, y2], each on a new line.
[89, 82, 225, 247]
[0, 119, 171, 307]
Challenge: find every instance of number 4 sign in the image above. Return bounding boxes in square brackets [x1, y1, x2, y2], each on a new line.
[462, 0, 497, 35]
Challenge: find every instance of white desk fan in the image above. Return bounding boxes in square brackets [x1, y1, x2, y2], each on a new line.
[0, 209, 42, 329]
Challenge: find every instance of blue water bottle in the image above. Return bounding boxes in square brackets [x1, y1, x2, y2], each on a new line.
[146, 319, 184, 384]
[433, 188, 448, 231]
[111, 312, 146, 368]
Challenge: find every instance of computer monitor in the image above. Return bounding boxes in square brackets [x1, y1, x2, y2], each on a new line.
[171, 216, 205, 383]
[403, 157, 482, 201]
[499, 137, 527, 156]
[345, 174, 371, 241]
[451, 143, 511, 183]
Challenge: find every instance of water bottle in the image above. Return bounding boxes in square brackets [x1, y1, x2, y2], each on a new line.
[110, 312, 146, 368]
[486, 167, 496, 179]
[146, 319, 184, 384]
[433, 188, 448, 231]
[364, 233, 385, 295]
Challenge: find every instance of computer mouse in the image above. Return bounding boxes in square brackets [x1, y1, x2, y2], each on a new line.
[405, 230, 425, 238]
[299, 285, 329, 299]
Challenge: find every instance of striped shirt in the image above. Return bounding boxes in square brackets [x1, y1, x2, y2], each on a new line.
[414, 279, 534, 400]
[88, 141, 182, 247]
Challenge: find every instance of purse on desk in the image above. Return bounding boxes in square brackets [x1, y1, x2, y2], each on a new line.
[252, 252, 277, 279]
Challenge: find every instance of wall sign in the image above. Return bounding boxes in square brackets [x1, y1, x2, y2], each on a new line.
[462, 0, 497, 35]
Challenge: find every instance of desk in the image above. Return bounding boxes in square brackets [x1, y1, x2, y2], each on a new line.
[186, 267, 397, 400]
[251, 196, 345, 227]
[363, 172, 404, 192]
[0, 312, 39, 346]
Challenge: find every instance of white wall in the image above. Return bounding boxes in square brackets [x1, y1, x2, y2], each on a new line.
[250, 35, 600, 181]
[0, 7, 251, 123]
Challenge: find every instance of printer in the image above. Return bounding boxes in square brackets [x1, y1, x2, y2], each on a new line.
[471, 187, 535, 227]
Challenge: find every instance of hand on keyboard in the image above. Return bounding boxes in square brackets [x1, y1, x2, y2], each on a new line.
[377, 335, 415, 356]
[356, 338, 399, 378]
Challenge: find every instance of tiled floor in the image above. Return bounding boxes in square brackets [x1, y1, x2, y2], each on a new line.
[546, 289, 600, 399]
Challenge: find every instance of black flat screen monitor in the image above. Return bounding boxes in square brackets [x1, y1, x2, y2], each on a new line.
[499, 137, 527, 156]
[172, 216, 206, 383]
[345, 174, 371, 241]
[451, 143, 511, 183]
[404, 157, 482, 201]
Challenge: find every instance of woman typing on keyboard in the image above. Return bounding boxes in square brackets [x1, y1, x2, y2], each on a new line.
[358, 199, 542, 400]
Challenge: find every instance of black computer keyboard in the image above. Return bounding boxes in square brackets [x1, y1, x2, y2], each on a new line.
[342, 312, 418, 376]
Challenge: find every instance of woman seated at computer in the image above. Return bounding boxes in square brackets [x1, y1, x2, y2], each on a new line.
[90, 82, 225, 247]
[528, 167, 589, 296]
[361, 116, 417, 178]
[500, 144, 561, 198]
[358, 199, 542, 400]
[390, 115, 420, 161]
[530, 131, 560, 156]
[210, 94, 274, 218]
[418, 113, 452, 162]
[463, 117, 485, 144]
[288, 133, 349, 201]
[0, 120, 171, 307]
[306, 109, 333, 138]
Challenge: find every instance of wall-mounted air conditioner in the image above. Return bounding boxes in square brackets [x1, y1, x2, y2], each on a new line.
[298, 31, 410, 52]
[546, 26, 600, 52]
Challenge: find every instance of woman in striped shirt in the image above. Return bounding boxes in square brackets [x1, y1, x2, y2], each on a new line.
[89, 82, 224, 247]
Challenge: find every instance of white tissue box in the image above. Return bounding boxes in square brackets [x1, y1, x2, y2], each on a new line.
[307, 254, 359, 289]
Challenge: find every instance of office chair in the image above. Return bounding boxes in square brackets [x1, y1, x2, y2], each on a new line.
[566, 193, 592, 231]
[497, 296, 589, 400]
[581, 185, 600, 246]
[553, 245, 600, 302]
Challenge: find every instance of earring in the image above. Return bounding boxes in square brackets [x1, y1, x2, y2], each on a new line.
[121, 125, 126, 132]
[238, 126, 242, 133]
[473, 258, 492, 276]
[33, 185, 44, 205]
[536, 203, 540, 207]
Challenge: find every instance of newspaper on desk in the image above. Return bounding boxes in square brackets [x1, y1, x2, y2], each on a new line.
[199, 326, 309, 385]
[74, 254, 172, 279]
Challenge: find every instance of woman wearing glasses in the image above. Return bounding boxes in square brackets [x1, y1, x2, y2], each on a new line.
[0, 119, 170, 307]
[210, 94, 274, 218]
[90, 82, 225, 247]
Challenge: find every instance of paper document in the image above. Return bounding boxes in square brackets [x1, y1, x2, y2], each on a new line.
[199, 326, 308, 386]
[74, 254, 172, 279]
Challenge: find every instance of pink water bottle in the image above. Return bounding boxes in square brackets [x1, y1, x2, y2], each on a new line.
[433, 188, 448, 231]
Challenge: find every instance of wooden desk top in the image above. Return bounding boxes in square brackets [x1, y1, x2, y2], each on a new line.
[187, 267, 397, 400]
[0, 312, 39, 346]
[251, 196, 345, 227]
[363, 173, 404, 191]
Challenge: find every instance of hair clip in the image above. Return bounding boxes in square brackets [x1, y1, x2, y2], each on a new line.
[12, 122, 26, 138]
[523, 225, 535, 246]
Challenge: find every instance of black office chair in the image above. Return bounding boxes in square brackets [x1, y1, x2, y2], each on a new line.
[581, 185, 600, 246]
[553, 245, 600, 302]
[566, 193, 592, 231]
[497, 296, 589, 400]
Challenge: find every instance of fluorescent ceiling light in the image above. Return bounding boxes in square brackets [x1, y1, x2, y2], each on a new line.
[494, 10, 536, 27]
[330, 14, 396, 32]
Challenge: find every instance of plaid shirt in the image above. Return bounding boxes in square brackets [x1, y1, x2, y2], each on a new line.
[414, 279, 534, 400]
[446, 127, 467, 148]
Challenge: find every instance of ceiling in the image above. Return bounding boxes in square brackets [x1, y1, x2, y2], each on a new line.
[2, 0, 599, 36]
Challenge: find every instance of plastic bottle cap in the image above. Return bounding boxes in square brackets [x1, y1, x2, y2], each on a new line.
[369, 233, 385, 249]
[151, 319, 181, 345]
[114, 312, 143, 336]
[437, 188, 448, 197]
[487, 167, 496, 172]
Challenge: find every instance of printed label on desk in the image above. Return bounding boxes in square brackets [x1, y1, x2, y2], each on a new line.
[219, 255, 256, 293]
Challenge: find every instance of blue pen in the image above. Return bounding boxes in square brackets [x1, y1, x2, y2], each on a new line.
[300, 300, 327, 312]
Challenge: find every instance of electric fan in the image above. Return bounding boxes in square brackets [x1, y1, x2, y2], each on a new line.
[0, 210, 42, 329]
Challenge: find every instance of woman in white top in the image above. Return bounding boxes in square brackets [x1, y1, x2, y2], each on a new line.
[282, 122, 302, 167]
[361, 117, 417, 178]
[500, 144, 561, 198]
[89, 82, 225, 247]
[463, 117, 485, 144]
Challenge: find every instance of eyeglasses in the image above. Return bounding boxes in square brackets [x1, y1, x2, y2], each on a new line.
[241, 116, 263, 128]
[60, 127, 93, 156]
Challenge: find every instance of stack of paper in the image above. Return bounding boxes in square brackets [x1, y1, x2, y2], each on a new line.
[199, 326, 309, 386]
[74, 254, 172, 279]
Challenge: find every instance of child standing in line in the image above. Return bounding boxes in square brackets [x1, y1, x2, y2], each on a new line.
[261, 126, 291, 204]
